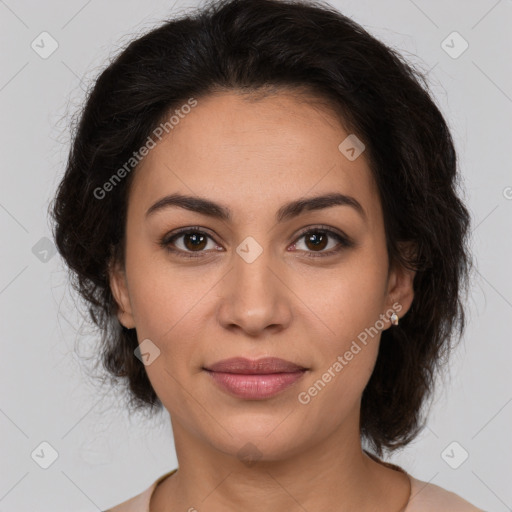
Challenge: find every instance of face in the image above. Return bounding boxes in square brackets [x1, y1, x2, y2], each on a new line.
[110, 90, 414, 461]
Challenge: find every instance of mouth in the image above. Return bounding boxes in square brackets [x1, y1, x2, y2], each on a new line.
[203, 357, 308, 400]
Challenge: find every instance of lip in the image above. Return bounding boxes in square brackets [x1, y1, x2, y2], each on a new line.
[204, 357, 308, 400]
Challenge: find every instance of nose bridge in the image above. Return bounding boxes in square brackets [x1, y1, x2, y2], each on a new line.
[217, 235, 291, 334]
[235, 237, 274, 293]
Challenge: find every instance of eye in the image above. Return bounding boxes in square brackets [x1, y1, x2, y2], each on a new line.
[160, 227, 222, 258]
[290, 226, 354, 258]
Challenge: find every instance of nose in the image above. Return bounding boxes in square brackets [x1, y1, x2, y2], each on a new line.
[216, 244, 293, 337]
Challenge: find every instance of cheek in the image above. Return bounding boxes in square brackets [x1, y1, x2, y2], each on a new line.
[124, 250, 221, 389]
[294, 287, 384, 421]
[123, 231, 206, 338]
[294, 249, 388, 346]
[292, 248, 388, 399]
[127, 269, 207, 344]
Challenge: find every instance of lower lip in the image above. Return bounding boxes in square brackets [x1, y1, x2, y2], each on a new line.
[205, 370, 306, 399]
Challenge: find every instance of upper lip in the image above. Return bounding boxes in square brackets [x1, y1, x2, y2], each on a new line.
[204, 357, 307, 374]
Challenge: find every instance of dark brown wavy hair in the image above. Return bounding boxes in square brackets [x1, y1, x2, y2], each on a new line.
[50, 0, 471, 456]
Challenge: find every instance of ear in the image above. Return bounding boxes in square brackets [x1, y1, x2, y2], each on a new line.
[384, 243, 417, 324]
[108, 257, 136, 329]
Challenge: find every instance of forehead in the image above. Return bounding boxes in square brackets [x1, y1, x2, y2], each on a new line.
[128, 90, 380, 223]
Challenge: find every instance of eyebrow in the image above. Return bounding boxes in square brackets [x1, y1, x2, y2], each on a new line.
[145, 192, 366, 223]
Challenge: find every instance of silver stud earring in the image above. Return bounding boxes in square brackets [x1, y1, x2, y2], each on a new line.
[390, 312, 399, 326]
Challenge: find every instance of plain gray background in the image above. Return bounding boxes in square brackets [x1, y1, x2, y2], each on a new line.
[1, 0, 511, 510]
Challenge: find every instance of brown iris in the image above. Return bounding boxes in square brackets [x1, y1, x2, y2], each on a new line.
[184, 232, 208, 251]
[304, 231, 328, 251]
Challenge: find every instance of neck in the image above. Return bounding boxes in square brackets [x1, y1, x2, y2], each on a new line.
[151, 412, 411, 512]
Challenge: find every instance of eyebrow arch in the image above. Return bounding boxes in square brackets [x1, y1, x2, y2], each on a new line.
[145, 192, 366, 223]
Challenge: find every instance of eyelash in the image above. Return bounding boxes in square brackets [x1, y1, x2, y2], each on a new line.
[159, 225, 354, 260]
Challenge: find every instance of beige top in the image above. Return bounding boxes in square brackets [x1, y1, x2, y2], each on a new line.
[104, 465, 485, 512]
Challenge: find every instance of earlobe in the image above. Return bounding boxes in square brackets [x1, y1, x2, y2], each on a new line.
[108, 259, 136, 329]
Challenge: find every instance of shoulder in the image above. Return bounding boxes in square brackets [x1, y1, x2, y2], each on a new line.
[103, 469, 177, 512]
[407, 475, 486, 512]
[103, 485, 153, 512]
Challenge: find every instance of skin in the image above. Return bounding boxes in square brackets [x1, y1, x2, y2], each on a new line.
[109, 90, 416, 512]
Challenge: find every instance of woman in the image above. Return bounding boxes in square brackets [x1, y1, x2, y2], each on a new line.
[51, 0, 484, 510]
